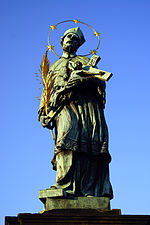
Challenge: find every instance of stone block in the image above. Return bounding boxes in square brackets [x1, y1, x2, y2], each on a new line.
[39, 188, 110, 211]
[39, 188, 64, 202]
[5, 209, 150, 225]
[45, 196, 110, 210]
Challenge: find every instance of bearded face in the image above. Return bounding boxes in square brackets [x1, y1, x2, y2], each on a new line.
[62, 33, 80, 53]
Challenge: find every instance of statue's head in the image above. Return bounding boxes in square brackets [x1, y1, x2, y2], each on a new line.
[61, 27, 85, 54]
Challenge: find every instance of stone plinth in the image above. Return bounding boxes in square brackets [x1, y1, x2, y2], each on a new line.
[39, 188, 64, 200]
[5, 209, 150, 225]
[39, 188, 110, 211]
[45, 196, 110, 211]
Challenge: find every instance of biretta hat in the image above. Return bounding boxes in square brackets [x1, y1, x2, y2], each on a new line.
[61, 27, 85, 47]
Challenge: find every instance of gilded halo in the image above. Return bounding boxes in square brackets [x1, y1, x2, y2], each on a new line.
[47, 19, 100, 58]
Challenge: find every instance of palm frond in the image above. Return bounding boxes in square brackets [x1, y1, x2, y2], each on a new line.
[38, 51, 56, 115]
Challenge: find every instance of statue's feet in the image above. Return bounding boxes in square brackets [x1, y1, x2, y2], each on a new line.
[49, 184, 60, 189]
[49, 186, 57, 189]
[84, 194, 94, 197]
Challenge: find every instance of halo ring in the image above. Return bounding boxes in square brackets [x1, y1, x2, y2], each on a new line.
[47, 19, 100, 58]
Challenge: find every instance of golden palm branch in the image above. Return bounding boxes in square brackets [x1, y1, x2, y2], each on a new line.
[37, 51, 56, 115]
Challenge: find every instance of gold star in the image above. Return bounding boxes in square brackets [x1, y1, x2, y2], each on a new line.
[73, 19, 80, 24]
[50, 25, 57, 30]
[90, 49, 97, 55]
[47, 44, 54, 51]
[94, 31, 100, 37]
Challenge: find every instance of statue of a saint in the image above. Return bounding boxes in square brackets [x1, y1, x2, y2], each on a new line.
[38, 27, 113, 199]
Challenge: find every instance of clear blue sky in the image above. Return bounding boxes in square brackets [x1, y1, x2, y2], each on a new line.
[1, 0, 150, 224]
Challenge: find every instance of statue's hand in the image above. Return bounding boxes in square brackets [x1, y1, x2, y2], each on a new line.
[40, 115, 51, 128]
[66, 79, 80, 88]
[69, 70, 83, 79]
[66, 70, 84, 88]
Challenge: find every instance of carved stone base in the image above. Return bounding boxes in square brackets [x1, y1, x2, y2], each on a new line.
[39, 188, 110, 211]
[45, 197, 110, 211]
[39, 188, 64, 200]
[5, 209, 150, 225]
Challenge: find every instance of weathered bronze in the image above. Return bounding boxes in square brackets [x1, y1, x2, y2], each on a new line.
[38, 27, 113, 199]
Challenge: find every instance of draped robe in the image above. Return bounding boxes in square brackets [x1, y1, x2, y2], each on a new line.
[38, 54, 113, 199]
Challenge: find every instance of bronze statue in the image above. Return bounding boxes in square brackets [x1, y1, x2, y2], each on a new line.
[38, 27, 113, 199]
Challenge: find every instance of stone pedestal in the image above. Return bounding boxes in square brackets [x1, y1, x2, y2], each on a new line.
[39, 188, 110, 211]
[5, 209, 150, 225]
[5, 189, 150, 225]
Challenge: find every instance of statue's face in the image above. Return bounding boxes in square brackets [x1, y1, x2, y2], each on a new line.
[62, 33, 79, 53]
